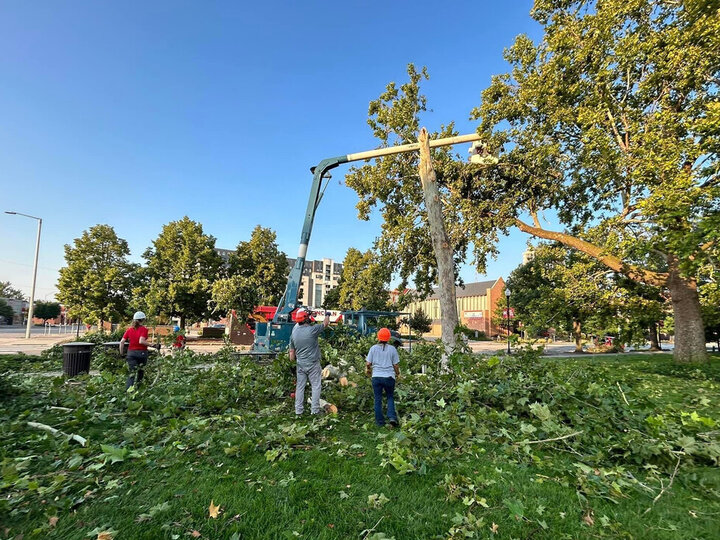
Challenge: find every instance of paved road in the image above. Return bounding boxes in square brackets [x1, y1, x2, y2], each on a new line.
[0, 326, 86, 355]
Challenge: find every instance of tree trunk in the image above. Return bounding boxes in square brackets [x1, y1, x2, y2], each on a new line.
[648, 322, 660, 351]
[180, 314, 186, 330]
[667, 261, 707, 363]
[418, 128, 459, 368]
[572, 320, 583, 353]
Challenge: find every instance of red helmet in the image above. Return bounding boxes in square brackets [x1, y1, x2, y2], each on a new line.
[294, 308, 310, 323]
[377, 328, 391, 342]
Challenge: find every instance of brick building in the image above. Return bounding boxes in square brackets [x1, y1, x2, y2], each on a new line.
[404, 278, 506, 337]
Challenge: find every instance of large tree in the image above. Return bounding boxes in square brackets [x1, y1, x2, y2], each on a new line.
[144, 217, 223, 328]
[0, 281, 25, 300]
[57, 224, 136, 328]
[466, 0, 719, 362]
[210, 225, 288, 319]
[335, 248, 391, 311]
[507, 243, 614, 352]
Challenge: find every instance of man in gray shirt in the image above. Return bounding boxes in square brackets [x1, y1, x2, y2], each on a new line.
[289, 308, 330, 415]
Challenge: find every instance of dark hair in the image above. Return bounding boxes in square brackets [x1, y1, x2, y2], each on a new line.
[132, 319, 143, 329]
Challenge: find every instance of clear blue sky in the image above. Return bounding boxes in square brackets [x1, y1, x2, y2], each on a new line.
[0, 0, 541, 300]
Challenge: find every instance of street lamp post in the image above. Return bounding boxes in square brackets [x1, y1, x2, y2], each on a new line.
[505, 288, 511, 355]
[5, 211, 42, 339]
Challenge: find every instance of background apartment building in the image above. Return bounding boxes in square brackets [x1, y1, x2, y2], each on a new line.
[287, 257, 342, 308]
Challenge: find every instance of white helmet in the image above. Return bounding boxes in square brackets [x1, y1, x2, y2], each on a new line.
[133, 311, 146, 320]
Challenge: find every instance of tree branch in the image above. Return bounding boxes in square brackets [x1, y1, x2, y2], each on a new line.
[514, 218, 668, 287]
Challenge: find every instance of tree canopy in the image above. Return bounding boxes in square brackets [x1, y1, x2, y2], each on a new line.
[144, 217, 223, 327]
[345, 64, 470, 298]
[57, 225, 136, 326]
[464, 0, 719, 362]
[0, 298, 14, 323]
[0, 281, 25, 300]
[334, 248, 391, 311]
[211, 225, 288, 319]
[33, 301, 61, 322]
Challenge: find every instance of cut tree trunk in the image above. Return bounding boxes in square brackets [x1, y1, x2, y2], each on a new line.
[418, 128, 459, 368]
[572, 320, 583, 353]
[648, 322, 660, 351]
[667, 261, 707, 363]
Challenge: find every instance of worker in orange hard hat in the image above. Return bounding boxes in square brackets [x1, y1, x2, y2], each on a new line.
[365, 327, 400, 427]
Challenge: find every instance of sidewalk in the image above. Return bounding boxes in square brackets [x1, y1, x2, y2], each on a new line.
[0, 333, 76, 355]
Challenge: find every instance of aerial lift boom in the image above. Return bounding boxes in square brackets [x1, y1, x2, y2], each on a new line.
[252, 133, 482, 353]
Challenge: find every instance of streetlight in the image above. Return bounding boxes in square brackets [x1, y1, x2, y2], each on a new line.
[505, 287, 511, 355]
[5, 211, 42, 339]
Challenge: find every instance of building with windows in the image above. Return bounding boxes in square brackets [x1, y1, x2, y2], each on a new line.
[404, 278, 506, 337]
[287, 257, 342, 308]
[0, 297, 29, 325]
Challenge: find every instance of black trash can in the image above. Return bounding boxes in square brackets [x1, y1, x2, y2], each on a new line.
[102, 341, 127, 357]
[62, 342, 95, 376]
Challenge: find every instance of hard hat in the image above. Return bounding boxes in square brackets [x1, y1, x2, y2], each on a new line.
[294, 308, 310, 322]
[133, 311, 146, 320]
[377, 328, 391, 342]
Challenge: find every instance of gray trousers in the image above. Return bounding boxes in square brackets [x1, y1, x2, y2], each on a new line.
[295, 361, 322, 415]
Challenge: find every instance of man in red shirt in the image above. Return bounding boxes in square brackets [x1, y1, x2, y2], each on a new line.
[119, 311, 159, 391]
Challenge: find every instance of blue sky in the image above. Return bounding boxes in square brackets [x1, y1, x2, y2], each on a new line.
[0, 0, 541, 300]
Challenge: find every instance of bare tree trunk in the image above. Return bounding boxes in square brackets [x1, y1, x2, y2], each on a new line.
[667, 260, 707, 363]
[418, 128, 459, 368]
[648, 322, 660, 351]
[572, 320, 583, 353]
[180, 314, 186, 330]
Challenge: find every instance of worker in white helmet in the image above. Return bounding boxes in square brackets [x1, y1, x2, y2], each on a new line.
[119, 311, 159, 391]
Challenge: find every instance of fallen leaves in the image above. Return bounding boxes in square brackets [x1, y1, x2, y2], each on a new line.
[208, 500, 221, 519]
[48, 516, 59, 527]
[490, 522, 499, 534]
[582, 509, 595, 526]
[97, 532, 114, 540]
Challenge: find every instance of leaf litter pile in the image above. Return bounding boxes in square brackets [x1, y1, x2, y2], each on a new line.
[1, 336, 719, 538]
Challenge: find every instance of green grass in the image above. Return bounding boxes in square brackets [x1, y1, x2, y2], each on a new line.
[2, 352, 719, 539]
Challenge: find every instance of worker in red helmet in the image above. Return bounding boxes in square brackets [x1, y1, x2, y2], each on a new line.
[365, 327, 400, 427]
[289, 307, 330, 416]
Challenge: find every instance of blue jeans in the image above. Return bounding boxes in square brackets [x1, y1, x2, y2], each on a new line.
[371, 377, 397, 426]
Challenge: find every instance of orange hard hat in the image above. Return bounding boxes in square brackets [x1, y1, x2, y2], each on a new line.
[294, 308, 310, 322]
[377, 328, 391, 342]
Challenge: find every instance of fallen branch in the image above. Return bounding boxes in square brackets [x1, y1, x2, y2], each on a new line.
[644, 456, 681, 513]
[361, 516, 384, 540]
[616, 382, 630, 406]
[27, 421, 87, 446]
[522, 431, 583, 445]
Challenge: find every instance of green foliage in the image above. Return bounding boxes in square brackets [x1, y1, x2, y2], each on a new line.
[2, 346, 719, 538]
[143, 216, 223, 326]
[212, 226, 288, 319]
[335, 248, 391, 311]
[33, 301, 61, 322]
[0, 298, 14, 324]
[0, 281, 25, 300]
[57, 224, 136, 326]
[345, 64, 472, 296]
[405, 307, 432, 334]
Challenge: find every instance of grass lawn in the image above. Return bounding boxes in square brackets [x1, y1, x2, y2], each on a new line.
[1, 349, 719, 539]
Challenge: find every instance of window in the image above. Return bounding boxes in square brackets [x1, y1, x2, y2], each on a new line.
[314, 284, 323, 307]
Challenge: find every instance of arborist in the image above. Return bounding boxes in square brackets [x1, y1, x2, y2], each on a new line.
[289, 308, 330, 416]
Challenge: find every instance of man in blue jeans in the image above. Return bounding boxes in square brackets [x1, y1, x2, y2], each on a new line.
[366, 328, 400, 427]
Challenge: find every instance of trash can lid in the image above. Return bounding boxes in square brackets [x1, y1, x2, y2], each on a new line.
[63, 342, 96, 346]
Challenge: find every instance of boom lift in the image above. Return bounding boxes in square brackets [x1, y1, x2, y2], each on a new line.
[252, 133, 482, 354]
